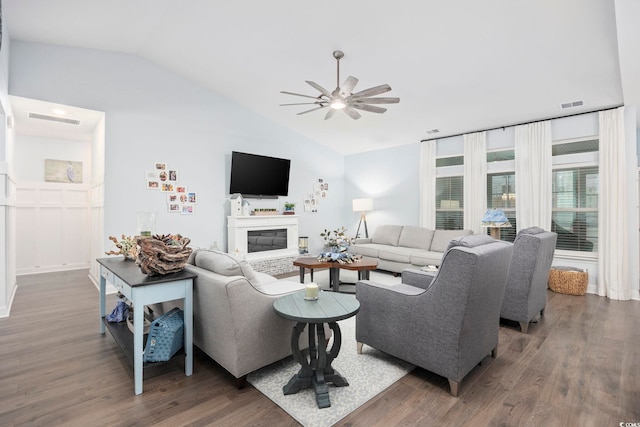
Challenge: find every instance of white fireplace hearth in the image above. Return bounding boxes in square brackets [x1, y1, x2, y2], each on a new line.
[227, 215, 299, 266]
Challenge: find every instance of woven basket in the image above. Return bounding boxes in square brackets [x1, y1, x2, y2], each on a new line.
[143, 307, 184, 363]
[548, 267, 588, 295]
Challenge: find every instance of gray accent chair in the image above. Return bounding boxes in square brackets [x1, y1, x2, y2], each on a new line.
[500, 227, 558, 333]
[355, 235, 513, 396]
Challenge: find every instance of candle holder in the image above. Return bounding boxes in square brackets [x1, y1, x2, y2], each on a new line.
[304, 282, 319, 300]
[298, 236, 309, 254]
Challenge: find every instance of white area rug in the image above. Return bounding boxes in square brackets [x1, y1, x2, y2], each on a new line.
[248, 271, 413, 427]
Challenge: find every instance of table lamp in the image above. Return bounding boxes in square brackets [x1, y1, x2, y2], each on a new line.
[480, 209, 511, 239]
[353, 198, 374, 239]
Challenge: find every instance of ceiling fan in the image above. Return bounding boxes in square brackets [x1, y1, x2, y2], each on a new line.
[280, 50, 400, 120]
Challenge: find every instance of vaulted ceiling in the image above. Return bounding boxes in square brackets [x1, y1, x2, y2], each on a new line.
[5, 0, 639, 154]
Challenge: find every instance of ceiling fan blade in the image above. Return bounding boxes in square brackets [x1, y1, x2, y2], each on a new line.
[297, 104, 328, 115]
[280, 90, 324, 100]
[324, 109, 336, 120]
[351, 84, 392, 99]
[343, 107, 362, 120]
[350, 104, 387, 114]
[280, 102, 326, 106]
[341, 75, 359, 94]
[305, 81, 332, 97]
[352, 97, 400, 104]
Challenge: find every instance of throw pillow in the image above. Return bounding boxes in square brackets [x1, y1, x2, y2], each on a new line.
[445, 234, 495, 252]
[194, 250, 257, 281]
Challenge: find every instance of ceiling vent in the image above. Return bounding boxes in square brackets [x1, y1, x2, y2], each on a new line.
[560, 100, 584, 109]
[425, 128, 440, 135]
[28, 112, 81, 125]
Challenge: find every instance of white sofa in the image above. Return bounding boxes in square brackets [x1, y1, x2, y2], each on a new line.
[348, 225, 473, 273]
[153, 249, 322, 388]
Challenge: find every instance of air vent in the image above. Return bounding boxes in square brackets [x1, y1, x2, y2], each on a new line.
[560, 100, 584, 109]
[28, 112, 81, 125]
[426, 128, 440, 135]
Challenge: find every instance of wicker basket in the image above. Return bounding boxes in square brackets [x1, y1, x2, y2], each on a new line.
[143, 307, 184, 363]
[548, 267, 588, 295]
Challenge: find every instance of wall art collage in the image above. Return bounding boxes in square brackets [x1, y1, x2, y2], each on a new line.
[145, 162, 197, 215]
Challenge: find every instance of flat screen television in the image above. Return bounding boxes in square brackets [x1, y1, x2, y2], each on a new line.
[229, 151, 291, 198]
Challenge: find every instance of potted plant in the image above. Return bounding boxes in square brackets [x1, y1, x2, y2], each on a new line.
[283, 202, 296, 215]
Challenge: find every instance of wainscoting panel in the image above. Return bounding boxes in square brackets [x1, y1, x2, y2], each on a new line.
[16, 183, 91, 275]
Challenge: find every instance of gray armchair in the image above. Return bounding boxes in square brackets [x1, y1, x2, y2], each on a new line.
[355, 235, 513, 396]
[500, 227, 557, 333]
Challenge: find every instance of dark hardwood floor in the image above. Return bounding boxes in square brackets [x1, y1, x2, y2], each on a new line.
[1, 269, 638, 426]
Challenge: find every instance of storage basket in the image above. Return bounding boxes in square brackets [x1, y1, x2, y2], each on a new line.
[548, 266, 588, 295]
[143, 307, 184, 363]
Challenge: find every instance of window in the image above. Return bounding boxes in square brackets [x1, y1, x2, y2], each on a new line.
[436, 176, 463, 230]
[551, 167, 598, 252]
[487, 149, 515, 163]
[487, 173, 516, 242]
[436, 156, 464, 168]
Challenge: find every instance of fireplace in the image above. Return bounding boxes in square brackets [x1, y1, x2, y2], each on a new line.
[247, 229, 287, 253]
[227, 215, 299, 261]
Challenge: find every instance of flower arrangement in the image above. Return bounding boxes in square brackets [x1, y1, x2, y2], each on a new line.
[318, 227, 360, 264]
[106, 234, 138, 260]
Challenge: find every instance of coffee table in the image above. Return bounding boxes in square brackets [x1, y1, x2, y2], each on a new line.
[293, 256, 378, 293]
[273, 291, 360, 408]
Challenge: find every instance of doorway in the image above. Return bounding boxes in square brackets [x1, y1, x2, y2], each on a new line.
[10, 96, 105, 280]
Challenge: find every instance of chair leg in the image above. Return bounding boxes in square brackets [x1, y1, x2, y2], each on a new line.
[357, 342, 363, 354]
[540, 307, 545, 316]
[519, 322, 529, 334]
[235, 375, 248, 389]
[448, 379, 459, 397]
[491, 346, 498, 358]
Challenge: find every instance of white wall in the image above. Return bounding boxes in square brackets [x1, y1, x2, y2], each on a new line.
[13, 134, 92, 182]
[14, 133, 92, 274]
[9, 41, 345, 263]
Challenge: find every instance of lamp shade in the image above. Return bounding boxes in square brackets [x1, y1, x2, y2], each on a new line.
[352, 198, 373, 212]
[480, 209, 511, 227]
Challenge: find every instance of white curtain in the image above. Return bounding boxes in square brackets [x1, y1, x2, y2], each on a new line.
[463, 132, 487, 234]
[598, 107, 632, 300]
[419, 140, 437, 229]
[514, 121, 552, 231]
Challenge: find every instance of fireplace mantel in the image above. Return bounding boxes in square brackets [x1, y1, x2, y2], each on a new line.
[227, 215, 299, 261]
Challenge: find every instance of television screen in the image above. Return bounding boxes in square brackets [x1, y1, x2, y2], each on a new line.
[229, 151, 291, 198]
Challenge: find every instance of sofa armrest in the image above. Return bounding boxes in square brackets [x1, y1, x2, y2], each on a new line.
[354, 238, 372, 245]
[401, 268, 437, 290]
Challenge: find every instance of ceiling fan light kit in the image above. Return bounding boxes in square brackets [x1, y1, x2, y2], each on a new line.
[280, 50, 399, 120]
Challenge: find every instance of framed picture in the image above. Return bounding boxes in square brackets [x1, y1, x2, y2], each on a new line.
[181, 204, 195, 215]
[168, 170, 178, 182]
[158, 170, 168, 182]
[161, 183, 175, 192]
[179, 193, 188, 203]
[187, 192, 197, 204]
[155, 162, 167, 170]
[168, 203, 180, 213]
[145, 171, 159, 190]
[44, 159, 83, 183]
[167, 194, 178, 203]
[176, 186, 187, 193]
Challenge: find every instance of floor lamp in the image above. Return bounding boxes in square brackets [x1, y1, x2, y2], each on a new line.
[353, 198, 373, 239]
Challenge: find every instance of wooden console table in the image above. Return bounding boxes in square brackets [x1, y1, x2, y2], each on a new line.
[97, 257, 196, 395]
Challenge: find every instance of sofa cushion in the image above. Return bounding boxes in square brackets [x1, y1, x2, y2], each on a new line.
[398, 226, 434, 250]
[410, 251, 446, 266]
[372, 225, 404, 246]
[430, 229, 473, 252]
[378, 246, 416, 263]
[445, 234, 495, 251]
[193, 250, 257, 281]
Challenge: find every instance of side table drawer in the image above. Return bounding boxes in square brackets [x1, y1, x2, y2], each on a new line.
[101, 267, 132, 299]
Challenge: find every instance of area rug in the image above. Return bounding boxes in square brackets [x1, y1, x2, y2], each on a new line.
[247, 280, 414, 427]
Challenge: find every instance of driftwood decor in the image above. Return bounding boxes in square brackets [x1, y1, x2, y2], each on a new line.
[136, 234, 192, 276]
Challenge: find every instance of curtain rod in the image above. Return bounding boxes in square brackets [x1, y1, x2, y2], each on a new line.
[419, 104, 624, 142]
